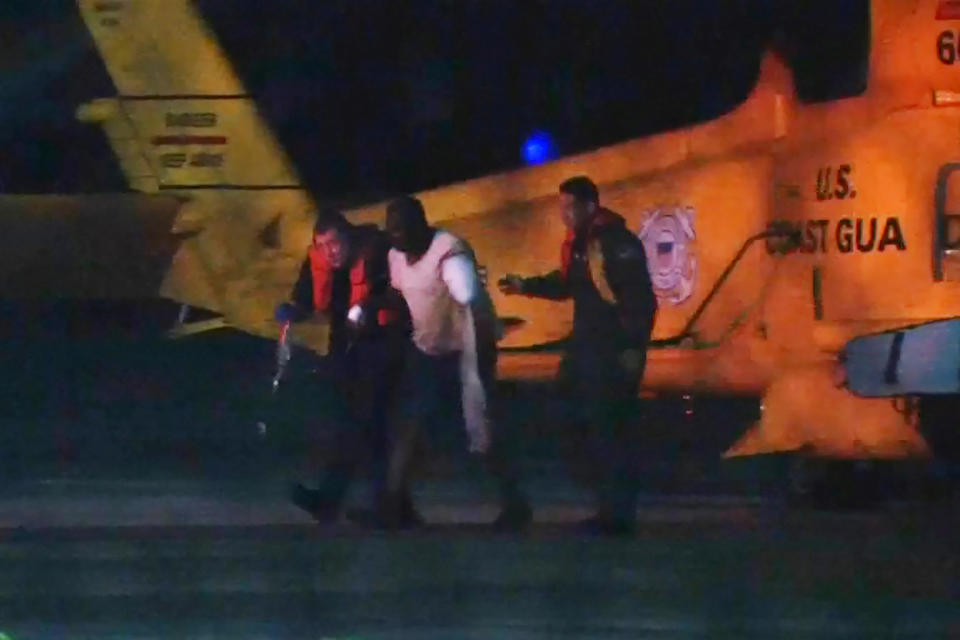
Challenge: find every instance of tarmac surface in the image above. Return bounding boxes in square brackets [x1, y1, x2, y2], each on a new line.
[1, 471, 958, 639]
[0, 322, 958, 638]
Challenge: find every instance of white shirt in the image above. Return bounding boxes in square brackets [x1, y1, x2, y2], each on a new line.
[389, 230, 476, 355]
[388, 229, 491, 453]
[441, 253, 479, 306]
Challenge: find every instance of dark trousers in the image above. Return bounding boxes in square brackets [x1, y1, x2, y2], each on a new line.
[313, 335, 403, 507]
[387, 344, 526, 509]
[558, 346, 644, 520]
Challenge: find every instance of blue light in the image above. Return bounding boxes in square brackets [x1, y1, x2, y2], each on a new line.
[522, 131, 557, 165]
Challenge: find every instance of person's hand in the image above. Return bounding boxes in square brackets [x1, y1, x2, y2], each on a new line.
[346, 304, 365, 329]
[497, 274, 524, 295]
[274, 302, 299, 324]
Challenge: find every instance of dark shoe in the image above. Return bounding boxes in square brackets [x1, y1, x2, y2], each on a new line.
[491, 501, 533, 533]
[399, 491, 426, 528]
[575, 514, 635, 537]
[289, 482, 339, 524]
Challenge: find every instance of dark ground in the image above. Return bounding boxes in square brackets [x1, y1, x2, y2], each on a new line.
[0, 301, 957, 639]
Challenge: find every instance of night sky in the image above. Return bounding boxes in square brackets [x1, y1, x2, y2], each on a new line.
[0, 0, 868, 200]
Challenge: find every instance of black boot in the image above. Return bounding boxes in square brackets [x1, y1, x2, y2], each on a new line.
[399, 490, 426, 527]
[484, 449, 532, 532]
[289, 482, 340, 524]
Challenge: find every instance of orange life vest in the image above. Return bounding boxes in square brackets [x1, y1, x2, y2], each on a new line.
[307, 244, 397, 326]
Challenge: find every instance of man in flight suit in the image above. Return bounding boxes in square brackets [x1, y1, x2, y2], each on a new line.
[499, 176, 657, 535]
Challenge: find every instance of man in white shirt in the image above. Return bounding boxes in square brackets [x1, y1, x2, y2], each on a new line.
[369, 195, 531, 531]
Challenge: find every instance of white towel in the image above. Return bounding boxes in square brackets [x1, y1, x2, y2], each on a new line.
[459, 306, 491, 454]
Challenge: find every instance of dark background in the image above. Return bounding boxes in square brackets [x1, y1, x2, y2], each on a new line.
[0, 0, 869, 200]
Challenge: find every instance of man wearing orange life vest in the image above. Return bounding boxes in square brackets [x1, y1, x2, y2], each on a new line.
[276, 209, 417, 526]
[500, 176, 657, 535]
